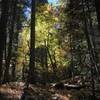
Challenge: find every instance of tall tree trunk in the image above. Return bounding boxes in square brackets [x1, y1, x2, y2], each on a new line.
[28, 0, 35, 84]
[86, 0, 100, 79]
[11, 0, 22, 81]
[82, 0, 95, 99]
[69, 0, 75, 78]
[69, 34, 74, 78]
[0, 0, 9, 82]
[3, 0, 17, 83]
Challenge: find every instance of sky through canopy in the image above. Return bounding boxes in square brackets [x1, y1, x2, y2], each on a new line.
[48, 0, 59, 5]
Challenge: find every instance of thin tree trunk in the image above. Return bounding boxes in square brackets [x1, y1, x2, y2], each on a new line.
[69, 34, 74, 78]
[46, 47, 57, 81]
[53, 51, 57, 69]
[28, 0, 35, 84]
[46, 47, 54, 70]
[44, 41, 48, 83]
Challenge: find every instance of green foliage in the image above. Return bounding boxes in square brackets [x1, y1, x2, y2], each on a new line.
[16, 2, 71, 81]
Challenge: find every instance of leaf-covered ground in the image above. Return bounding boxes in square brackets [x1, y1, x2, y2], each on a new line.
[0, 82, 100, 100]
[0, 82, 69, 100]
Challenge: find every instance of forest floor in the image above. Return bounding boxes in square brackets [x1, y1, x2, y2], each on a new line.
[0, 82, 100, 100]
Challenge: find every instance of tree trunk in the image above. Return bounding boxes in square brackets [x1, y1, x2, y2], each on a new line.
[11, 63, 16, 81]
[11, 0, 21, 81]
[3, 0, 17, 83]
[28, 0, 36, 84]
[0, 0, 9, 82]
[82, 0, 95, 99]
[45, 44, 48, 83]
[86, 0, 100, 79]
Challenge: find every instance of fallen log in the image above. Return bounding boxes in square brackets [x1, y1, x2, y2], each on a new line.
[64, 84, 85, 90]
[51, 82, 85, 90]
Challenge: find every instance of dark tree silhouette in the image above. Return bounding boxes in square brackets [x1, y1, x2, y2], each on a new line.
[0, 0, 10, 82]
[28, 0, 36, 84]
[3, 0, 17, 83]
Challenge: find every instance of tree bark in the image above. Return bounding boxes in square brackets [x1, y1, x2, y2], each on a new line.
[82, 0, 95, 99]
[28, 0, 36, 84]
[0, 0, 9, 82]
[3, 0, 17, 83]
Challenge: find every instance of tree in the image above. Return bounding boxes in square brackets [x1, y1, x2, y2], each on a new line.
[0, 0, 10, 82]
[28, 0, 36, 84]
[3, 0, 17, 83]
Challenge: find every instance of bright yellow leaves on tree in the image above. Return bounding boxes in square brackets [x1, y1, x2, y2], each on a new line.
[47, 5, 53, 12]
